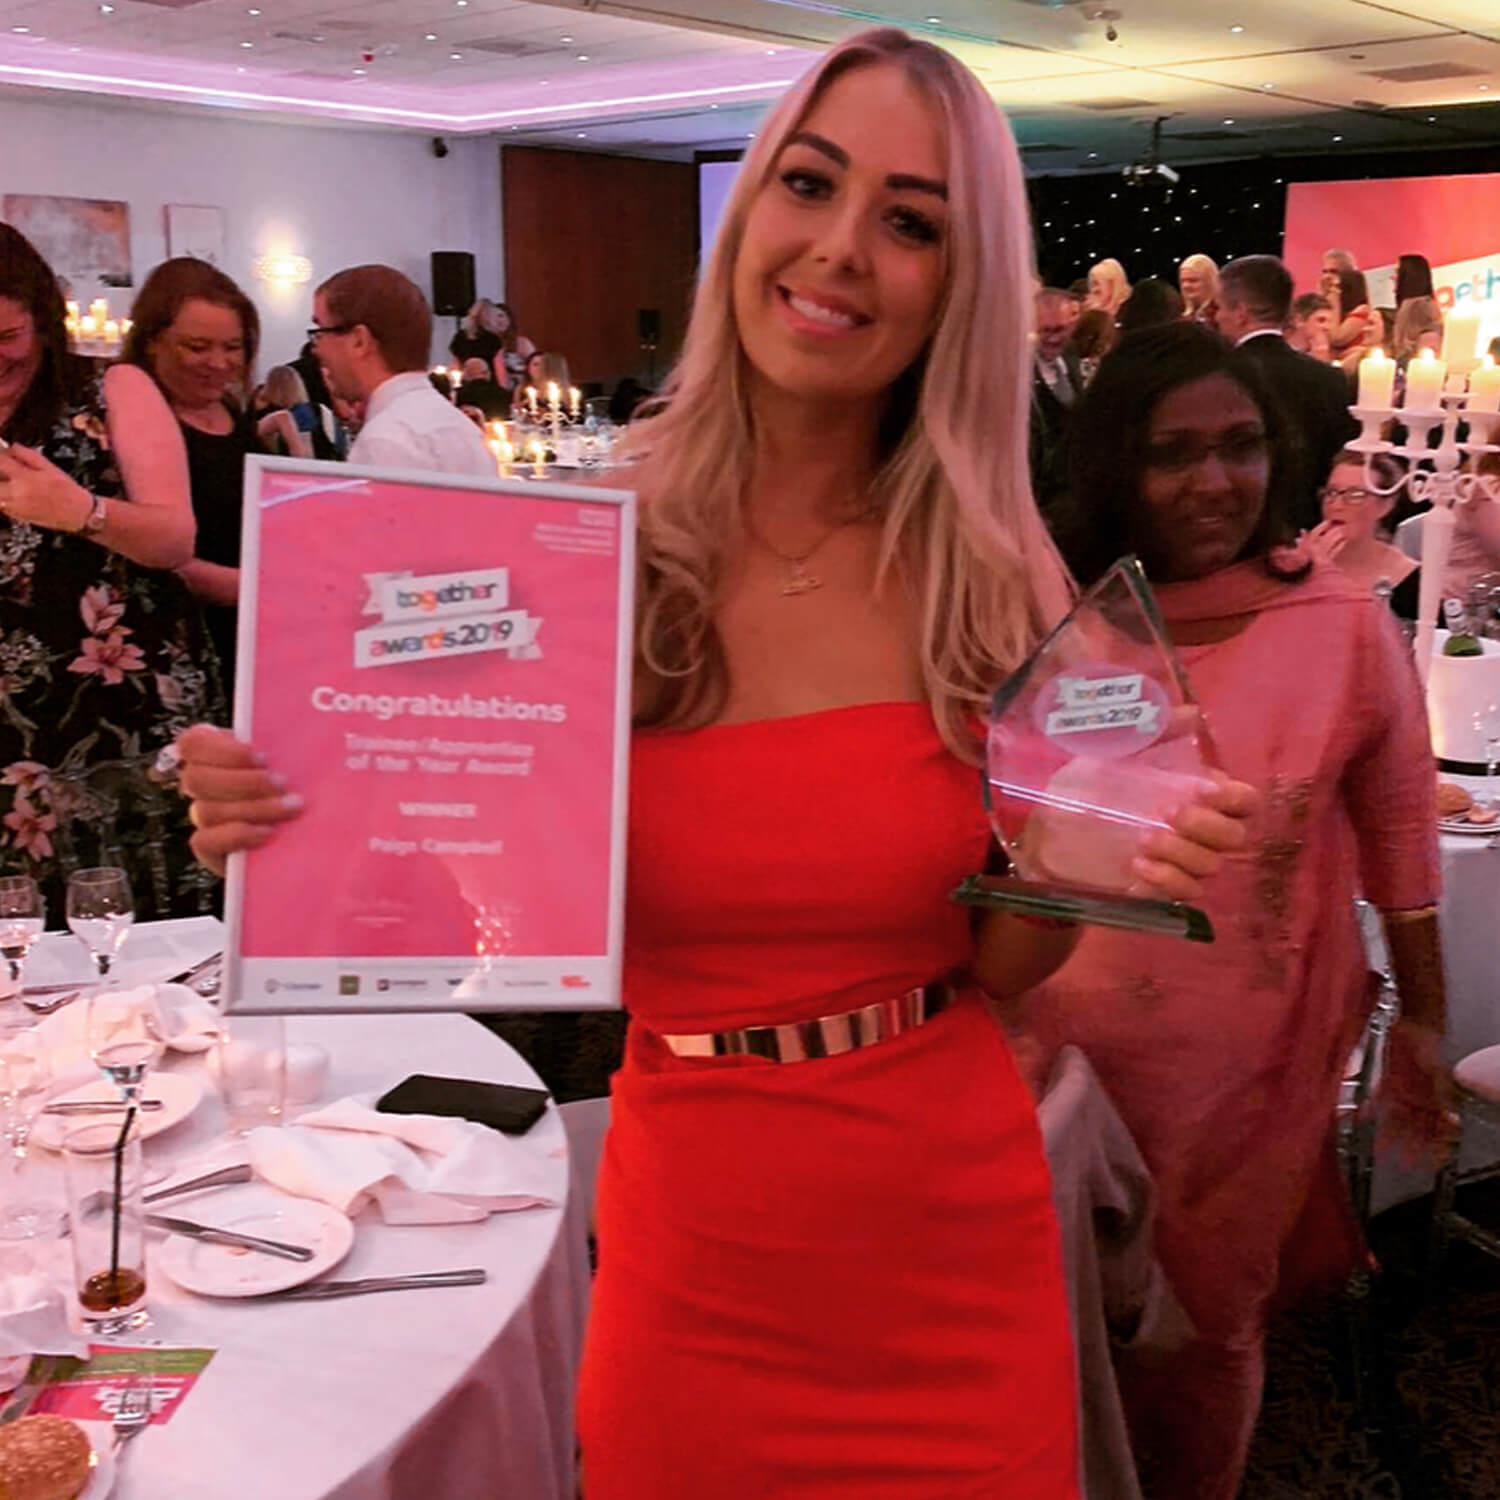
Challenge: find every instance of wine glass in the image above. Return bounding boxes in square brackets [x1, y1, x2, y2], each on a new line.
[66, 867, 133, 985]
[0, 876, 44, 991]
[0, 1027, 65, 1240]
[86, 991, 164, 1110]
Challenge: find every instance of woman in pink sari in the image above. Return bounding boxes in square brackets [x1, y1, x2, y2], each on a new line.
[1039, 321, 1452, 1500]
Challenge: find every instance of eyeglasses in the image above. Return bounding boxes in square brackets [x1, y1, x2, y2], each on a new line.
[1320, 486, 1376, 505]
[1144, 431, 1268, 475]
[306, 323, 355, 342]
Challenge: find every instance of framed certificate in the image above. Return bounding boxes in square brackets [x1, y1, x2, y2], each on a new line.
[224, 456, 635, 1014]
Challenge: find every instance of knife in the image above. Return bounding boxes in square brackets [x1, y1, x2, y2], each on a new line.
[146, 1213, 315, 1261]
[44, 1099, 165, 1115]
[269, 1269, 487, 1301]
[143, 1163, 253, 1205]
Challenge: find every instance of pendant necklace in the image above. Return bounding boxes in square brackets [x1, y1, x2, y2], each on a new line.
[748, 512, 868, 597]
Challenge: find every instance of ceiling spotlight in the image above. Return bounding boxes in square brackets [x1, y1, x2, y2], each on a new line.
[1428, 114, 1437, 121]
[240, 40, 253, 48]
[247, 6, 261, 13]
[1224, 118, 1236, 125]
[1332, 134, 1343, 141]
[424, 33, 437, 41]
[926, 15, 941, 22]
[353, 67, 366, 75]
[577, 54, 589, 61]
[1088, 151, 1098, 159]
[1261, 82, 1275, 89]
[450, 52, 462, 59]
[709, 103, 719, 109]
[99, 3, 114, 12]
[1480, 84, 1492, 91]
[1229, 24, 1244, 33]
[11, 25, 29, 32]
[561, 34, 573, 42]
[576, 131, 587, 138]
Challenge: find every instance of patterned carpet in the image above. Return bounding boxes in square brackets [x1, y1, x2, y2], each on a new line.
[1241, 1183, 1500, 1500]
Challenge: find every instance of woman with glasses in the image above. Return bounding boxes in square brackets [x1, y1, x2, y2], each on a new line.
[1040, 321, 1448, 1500]
[1303, 451, 1418, 618]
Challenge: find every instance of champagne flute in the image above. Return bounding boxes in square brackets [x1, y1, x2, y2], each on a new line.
[1472, 702, 1500, 809]
[0, 876, 44, 990]
[66, 867, 133, 986]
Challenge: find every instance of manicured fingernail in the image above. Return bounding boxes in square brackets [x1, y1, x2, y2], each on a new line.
[267, 773, 288, 792]
[250, 750, 269, 767]
[280, 793, 305, 812]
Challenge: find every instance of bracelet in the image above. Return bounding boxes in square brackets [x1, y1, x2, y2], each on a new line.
[1382, 904, 1439, 925]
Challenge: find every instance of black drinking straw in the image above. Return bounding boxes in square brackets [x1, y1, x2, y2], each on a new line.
[109, 1104, 136, 1293]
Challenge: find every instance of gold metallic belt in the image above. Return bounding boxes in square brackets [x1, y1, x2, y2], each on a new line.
[658, 981, 955, 1064]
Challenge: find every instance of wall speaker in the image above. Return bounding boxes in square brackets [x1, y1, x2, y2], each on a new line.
[431, 251, 476, 317]
[637, 307, 662, 347]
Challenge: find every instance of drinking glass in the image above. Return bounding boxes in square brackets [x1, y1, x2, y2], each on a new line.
[0, 876, 44, 989]
[66, 867, 133, 984]
[216, 1015, 286, 1135]
[61, 1120, 148, 1335]
[0, 1029, 64, 1240]
[1472, 702, 1500, 806]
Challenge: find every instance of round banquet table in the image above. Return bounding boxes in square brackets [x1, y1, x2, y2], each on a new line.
[1373, 772, 1500, 1209]
[15, 1008, 588, 1500]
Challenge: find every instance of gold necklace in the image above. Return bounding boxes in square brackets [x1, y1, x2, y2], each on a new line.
[747, 510, 870, 597]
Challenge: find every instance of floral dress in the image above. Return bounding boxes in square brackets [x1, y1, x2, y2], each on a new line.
[0, 384, 226, 922]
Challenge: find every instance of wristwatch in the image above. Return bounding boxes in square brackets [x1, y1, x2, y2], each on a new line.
[79, 494, 108, 535]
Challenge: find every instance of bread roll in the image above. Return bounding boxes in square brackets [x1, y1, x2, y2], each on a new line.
[1437, 782, 1473, 817]
[0, 1414, 93, 1500]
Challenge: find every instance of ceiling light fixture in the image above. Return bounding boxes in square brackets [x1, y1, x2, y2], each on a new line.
[248, 7, 261, 14]
[353, 68, 366, 75]
[561, 35, 573, 43]
[424, 33, 437, 41]
[577, 131, 587, 137]
[11, 26, 29, 33]
[1224, 117, 1235, 124]
[577, 54, 589, 61]
[99, 3, 114, 12]
[240, 41, 253, 49]
[1480, 84, 1491, 91]
[1261, 82, 1275, 89]
[1332, 134, 1343, 141]
[450, 52, 462, 60]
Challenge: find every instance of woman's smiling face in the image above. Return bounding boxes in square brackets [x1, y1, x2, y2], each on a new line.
[731, 62, 950, 409]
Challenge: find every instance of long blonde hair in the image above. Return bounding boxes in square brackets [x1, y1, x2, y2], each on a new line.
[1178, 252, 1218, 313]
[625, 27, 1070, 761]
[1086, 258, 1131, 317]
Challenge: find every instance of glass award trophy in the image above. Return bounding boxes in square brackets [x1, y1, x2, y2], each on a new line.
[952, 557, 1221, 943]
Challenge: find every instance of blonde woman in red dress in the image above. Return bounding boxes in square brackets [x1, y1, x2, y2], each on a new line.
[176, 29, 1254, 1499]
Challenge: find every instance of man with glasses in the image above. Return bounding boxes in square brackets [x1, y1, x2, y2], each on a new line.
[308, 265, 494, 477]
[1216, 255, 1359, 531]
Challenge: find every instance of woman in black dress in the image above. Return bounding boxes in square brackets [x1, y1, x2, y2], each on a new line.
[121, 259, 261, 701]
[0, 226, 224, 920]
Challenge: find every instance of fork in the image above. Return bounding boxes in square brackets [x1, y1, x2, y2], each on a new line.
[111, 1374, 153, 1454]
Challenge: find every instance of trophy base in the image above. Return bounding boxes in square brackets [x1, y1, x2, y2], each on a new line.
[950, 874, 1214, 944]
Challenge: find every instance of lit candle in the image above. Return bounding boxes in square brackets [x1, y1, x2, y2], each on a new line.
[80, 315, 97, 336]
[89, 298, 107, 322]
[120, 319, 132, 336]
[65, 301, 80, 323]
[528, 438, 547, 478]
[546, 381, 561, 416]
[103, 320, 120, 343]
[569, 386, 582, 419]
[499, 438, 516, 475]
[1356, 348, 1395, 409]
[1470, 355, 1500, 414]
[1442, 307, 1482, 370]
[1404, 347, 1447, 411]
[525, 385, 538, 417]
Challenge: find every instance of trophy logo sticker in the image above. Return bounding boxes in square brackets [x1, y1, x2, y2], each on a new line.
[1035, 664, 1169, 758]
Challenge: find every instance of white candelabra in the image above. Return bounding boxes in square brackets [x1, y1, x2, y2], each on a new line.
[1348, 336, 1500, 682]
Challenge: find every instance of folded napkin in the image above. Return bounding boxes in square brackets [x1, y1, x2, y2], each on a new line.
[0, 1256, 88, 1361]
[247, 1094, 560, 1225]
[35, 983, 219, 1076]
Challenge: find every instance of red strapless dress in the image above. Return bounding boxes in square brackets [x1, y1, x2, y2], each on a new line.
[577, 703, 1078, 1499]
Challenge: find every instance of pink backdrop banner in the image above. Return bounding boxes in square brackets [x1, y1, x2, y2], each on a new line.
[225, 460, 634, 1013]
[1283, 172, 1500, 310]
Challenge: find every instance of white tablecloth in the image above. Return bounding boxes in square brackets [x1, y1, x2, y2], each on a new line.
[10, 930, 588, 1500]
[1373, 773, 1500, 1207]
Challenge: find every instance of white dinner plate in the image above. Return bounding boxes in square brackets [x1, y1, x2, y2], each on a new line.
[32, 1073, 203, 1152]
[153, 1184, 354, 1298]
[1438, 816, 1500, 837]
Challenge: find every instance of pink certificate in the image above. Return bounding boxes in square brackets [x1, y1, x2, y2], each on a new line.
[224, 457, 635, 1012]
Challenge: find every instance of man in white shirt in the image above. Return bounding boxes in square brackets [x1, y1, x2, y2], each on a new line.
[308, 264, 495, 477]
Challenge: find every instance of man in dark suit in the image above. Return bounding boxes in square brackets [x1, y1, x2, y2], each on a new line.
[1029, 288, 1084, 526]
[1216, 256, 1358, 532]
